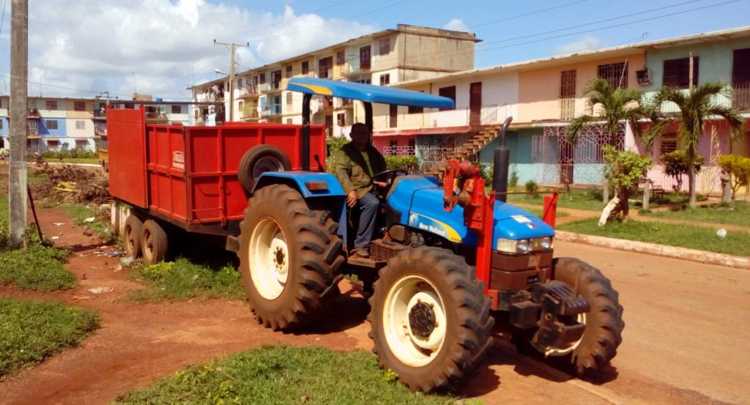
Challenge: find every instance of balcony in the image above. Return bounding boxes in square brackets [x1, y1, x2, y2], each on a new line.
[242, 104, 259, 120]
[261, 104, 282, 117]
[238, 86, 258, 98]
[733, 82, 750, 111]
[257, 83, 271, 93]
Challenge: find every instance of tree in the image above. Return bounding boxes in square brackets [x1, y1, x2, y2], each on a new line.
[601, 145, 652, 221]
[718, 154, 750, 200]
[567, 78, 653, 220]
[661, 150, 704, 193]
[652, 83, 744, 208]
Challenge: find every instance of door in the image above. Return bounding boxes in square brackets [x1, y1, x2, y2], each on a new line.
[470, 82, 482, 127]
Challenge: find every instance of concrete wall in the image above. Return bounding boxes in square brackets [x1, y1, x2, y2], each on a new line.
[517, 53, 645, 124]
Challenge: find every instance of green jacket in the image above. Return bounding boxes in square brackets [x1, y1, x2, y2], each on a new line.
[333, 142, 387, 198]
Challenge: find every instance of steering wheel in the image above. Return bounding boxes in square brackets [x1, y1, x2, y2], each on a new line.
[372, 169, 406, 196]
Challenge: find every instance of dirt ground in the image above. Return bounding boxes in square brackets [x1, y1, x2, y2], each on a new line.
[1, 206, 749, 405]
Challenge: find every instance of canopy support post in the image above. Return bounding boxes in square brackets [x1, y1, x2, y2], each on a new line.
[301, 93, 312, 171]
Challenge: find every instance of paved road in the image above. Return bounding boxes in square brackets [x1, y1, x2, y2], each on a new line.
[459, 241, 750, 405]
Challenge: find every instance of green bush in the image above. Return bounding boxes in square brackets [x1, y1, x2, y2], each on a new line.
[0, 245, 74, 291]
[524, 180, 539, 198]
[385, 155, 418, 173]
[662, 150, 703, 193]
[42, 149, 97, 160]
[718, 154, 750, 199]
[509, 171, 519, 189]
[603, 145, 652, 219]
[0, 298, 99, 377]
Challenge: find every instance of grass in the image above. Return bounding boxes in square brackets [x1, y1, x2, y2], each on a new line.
[61, 203, 113, 242]
[51, 157, 101, 165]
[129, 258, 244, 301]
[0, 245, 75, 291]
[508, 189, 605, 212]
[116, 346, 456, 405]
[0, 298, 99, 377]
[559, 219, 750, 257]
[641, 201, 750, 228]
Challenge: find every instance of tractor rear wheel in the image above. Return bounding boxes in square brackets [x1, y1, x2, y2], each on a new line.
[368, 247, 494, 392]
[123, 215, 143, 258]
[239, 184, 344, 330]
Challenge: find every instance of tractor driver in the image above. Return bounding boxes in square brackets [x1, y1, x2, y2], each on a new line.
[333, 123, 387, 258]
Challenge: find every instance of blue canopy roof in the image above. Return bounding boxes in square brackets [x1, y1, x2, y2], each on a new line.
[286, 77, 454, 109]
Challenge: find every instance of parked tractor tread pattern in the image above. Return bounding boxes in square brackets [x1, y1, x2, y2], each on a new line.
[239, 184, 344, 331]
[368, 247, 495, 392]
[553, 257, 625, 375]
[238, 145, 292, 194]
[142, 219, 168, 265]
[123, 215, 143, 258]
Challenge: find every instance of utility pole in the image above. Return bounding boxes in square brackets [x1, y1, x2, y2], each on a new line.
[214, 39, 248, 122]
[9, 0, 28, 248]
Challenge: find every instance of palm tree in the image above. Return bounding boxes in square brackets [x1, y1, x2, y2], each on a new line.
[567, 78, 651, 220]
[652, 83, 744, 208]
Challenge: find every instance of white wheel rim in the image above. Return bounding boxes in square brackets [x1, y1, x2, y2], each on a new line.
[544, 312, 587, 357]
[249, 217, 289, 300]
[383, 275, 447, 367]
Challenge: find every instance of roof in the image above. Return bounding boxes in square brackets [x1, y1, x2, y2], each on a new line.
[395, 25, 750, 88]
[190, 24, 480, 90]
[286, 77, 455, 108]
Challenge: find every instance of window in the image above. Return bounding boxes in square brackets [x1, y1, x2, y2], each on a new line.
[379, 38, 391, 55]
[360, 46, 371, 70]
[597, 62, 628, 89]
[337, 112, 346, 127]
[238, 101, 244, 112]
[75, 120, 85, 130]
[660, 133, 678, 155]
[237, 78, 243, 89]
[560, 70, 577, 120]
[46, 139, 60, 149]
[258, 72, 266, 84]
[45, 120, 58, 130]
[336, 50, 345, 65]
[286, 92, 293, 105]
[74, 101, 86, 111]
[272, 70, 282, 89]
[75, 140, 88, 149]
[379, 73, 390, 86]
[408, 105, 423, 114]
[318, 57, 333, 79]
[285, 65, 293, 78]
[732, 48, 750, 109]
[170, 105, 181, 114]
[438, 86, 456, 111]
[45, 100, 58, 110]
[0, 119, 3, 129]
[301, 61, 309, 75]
[389, 105, 398, 128]
[408, 138, 415, 150]
[663, 57, 699, 88]
[287, 118, 293, 124]
[389, 140, 398, 148]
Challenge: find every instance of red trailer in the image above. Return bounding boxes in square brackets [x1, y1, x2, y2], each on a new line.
[108, 107, 326, 262]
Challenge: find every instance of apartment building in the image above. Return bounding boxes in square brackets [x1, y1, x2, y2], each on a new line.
[191, 24, 479, 137]
[376, 26, 750, 194]
[0, 96, 108, 152]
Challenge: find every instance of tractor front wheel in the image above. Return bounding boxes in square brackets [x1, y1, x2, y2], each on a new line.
[369, 247, 494, 392]
[239, 184, 344, 330]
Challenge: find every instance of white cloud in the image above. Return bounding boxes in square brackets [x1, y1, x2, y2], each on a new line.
[443, 18, 469, 32]
[556, 35, 604, 54]
[21, 1, 376, 99]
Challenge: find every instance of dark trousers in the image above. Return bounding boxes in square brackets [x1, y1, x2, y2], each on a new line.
[354, 192, 378, 249]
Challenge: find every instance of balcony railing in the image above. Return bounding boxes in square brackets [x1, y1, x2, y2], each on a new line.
[261, 104, 282, 117]
[381, 145, 415, 156]
[733, 82, 750, 111]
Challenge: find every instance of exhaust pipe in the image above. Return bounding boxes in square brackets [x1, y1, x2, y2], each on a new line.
[492, 117, 513, 202]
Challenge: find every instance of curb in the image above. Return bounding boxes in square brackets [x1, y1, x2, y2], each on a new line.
[555, 231, 750, 270]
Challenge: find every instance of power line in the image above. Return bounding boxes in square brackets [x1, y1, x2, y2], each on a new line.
[470, 0, 591, 29]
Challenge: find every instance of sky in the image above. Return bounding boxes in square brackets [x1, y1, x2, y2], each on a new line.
[0, 0, 749, 100]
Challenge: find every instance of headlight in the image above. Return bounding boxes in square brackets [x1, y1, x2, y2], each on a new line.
[497, 237, 553, 254]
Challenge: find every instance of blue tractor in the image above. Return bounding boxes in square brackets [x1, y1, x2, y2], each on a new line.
[238, 77, 624, 392]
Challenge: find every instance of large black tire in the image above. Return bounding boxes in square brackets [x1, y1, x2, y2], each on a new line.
[239, 184, 344, 330]
[552, 257, 624, 375]
[238, 145, 291, 194]
[368, 247, 494, 392]
[142, 219, 168, 265]
[123, 215, 143, 258]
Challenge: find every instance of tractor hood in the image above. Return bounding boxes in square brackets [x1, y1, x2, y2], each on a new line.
[387, 176, 554, 247]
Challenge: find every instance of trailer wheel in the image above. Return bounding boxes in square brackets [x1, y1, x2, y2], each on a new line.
[238, 145, 291, 194]
[142, 219, 169, 265]
[123, 215, 143, 258]
[368, 247, 494, 392]
[239, 184, 344, 330]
